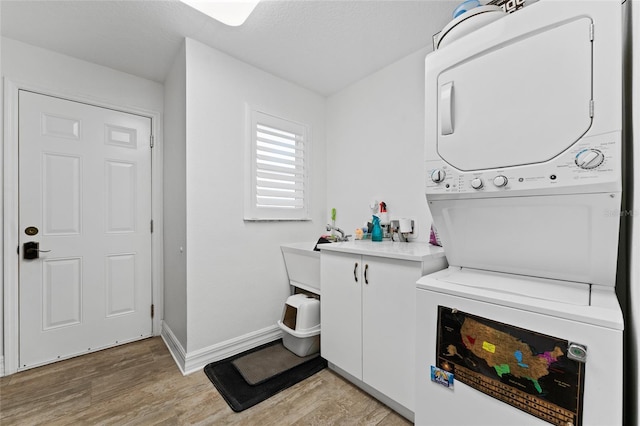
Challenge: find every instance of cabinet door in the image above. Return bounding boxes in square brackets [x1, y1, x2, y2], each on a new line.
[320, 251, 363, 379]
[362, 256, 421, 411]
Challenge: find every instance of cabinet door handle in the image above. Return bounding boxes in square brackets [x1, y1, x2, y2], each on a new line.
[364, 264, 369, 284]
[354, 262, 359, 283]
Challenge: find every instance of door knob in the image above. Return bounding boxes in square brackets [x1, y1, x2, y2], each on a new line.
[23, 241, 51, 260]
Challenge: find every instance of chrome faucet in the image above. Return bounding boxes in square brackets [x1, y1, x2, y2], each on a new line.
[326, 224, 351, 242]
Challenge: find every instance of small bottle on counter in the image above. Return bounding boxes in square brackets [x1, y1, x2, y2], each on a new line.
[371, 215, 383, 242]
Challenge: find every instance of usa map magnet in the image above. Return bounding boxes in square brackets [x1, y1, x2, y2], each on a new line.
[435, 306, 584, 425]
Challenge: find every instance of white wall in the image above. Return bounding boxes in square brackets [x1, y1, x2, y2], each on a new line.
[1, 37, 164, 374]
[1, 38, 163, 112]
[326, 47, 433, 241]
[182, 38, 327, 354]
[163, 42, 188, 349]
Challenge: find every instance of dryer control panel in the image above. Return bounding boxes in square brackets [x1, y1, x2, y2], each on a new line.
[426, 132, 621, 199]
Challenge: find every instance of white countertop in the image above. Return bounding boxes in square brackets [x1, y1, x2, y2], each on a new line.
[318, 240, 446, 262]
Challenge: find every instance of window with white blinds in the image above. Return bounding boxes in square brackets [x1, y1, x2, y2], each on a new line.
[245, 108, 310, 220]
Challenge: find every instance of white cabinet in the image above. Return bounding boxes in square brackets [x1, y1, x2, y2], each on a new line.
[321, 252, 362, 378]
[362, 256, 422, 411]
[321, 247, 446, 413]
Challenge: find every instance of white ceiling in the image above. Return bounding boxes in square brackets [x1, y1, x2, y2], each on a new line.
[0, 0, 457, 96]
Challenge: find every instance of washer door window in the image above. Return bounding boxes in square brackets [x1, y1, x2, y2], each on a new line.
[437, 17, 593, 171]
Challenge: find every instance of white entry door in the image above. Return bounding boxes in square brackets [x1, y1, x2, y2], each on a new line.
[18, 90, 153, 369]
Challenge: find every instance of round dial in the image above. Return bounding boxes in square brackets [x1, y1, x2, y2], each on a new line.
[493, 175, 508, 187]
[470, 177, 483, 189]
[431, 169, 446, 183]
[575, 149, 604, 169]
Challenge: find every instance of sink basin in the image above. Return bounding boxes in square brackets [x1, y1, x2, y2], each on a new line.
[281, 242, 321, 294]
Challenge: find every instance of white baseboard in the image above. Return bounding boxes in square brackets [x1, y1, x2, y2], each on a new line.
[161, 321, 283, 376]
[160, 322, 187, 374]
[0, 356, 5, 377]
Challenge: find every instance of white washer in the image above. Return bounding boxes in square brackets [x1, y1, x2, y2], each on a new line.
[416, 268, 623, 426]
[417, 1, 624, 425]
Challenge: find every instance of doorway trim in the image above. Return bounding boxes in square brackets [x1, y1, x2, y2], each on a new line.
[2, 79, 164, 376]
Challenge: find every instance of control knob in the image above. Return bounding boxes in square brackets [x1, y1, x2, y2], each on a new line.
[575, 149, 604, 169]
[431, 169, 446, 183]
[470, 178, 483, 189]
[493, 175, 508, 187]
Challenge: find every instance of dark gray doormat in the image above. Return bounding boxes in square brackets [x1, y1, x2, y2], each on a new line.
[232, 341, 320, 385]
[203, 339, 327, 412]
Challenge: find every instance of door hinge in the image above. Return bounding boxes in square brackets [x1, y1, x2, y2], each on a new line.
[151, 219, 154, 233]
[589, 99, 594, 117]
[150, 135, 154, 148]
[151, 304, 155, 319]
[590, 23, 594, 41]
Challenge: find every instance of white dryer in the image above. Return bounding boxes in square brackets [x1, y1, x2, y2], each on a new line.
[417, 1, 624, 425]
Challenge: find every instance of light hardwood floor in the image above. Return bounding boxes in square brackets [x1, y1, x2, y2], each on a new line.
[0, 337, 412, 425]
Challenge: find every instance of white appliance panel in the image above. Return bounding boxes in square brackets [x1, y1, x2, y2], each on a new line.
[437, 17, 592, 171]
[416, 285, 623, 426]
[426, 131, 621, 199]
[418, 268, 623, 330]
[438, 267, 590, 306]
[429, 192, 621, 286]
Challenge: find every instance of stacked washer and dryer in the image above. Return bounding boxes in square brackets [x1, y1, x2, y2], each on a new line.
[417, 1, 624, 425]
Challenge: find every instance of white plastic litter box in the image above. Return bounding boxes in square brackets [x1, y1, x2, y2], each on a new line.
[277, 294, 321, 357]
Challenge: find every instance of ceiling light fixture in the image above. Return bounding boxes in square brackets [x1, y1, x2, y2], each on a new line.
[180, 0, 260, 27]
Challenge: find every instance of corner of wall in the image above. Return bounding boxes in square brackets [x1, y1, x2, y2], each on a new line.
[179, 38, 326, 355]
[325, 48, 432, 239]
[160, 321, 187, 375]
[162, 38, 188, 350]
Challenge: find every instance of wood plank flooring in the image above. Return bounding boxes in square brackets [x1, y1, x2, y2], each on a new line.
[0, 337, 412, 425]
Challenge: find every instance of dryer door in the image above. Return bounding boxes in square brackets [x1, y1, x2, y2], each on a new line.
[437, 17, 593, 171]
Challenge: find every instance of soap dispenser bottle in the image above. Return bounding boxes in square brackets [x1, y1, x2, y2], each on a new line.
[371, 215, 383, 242]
